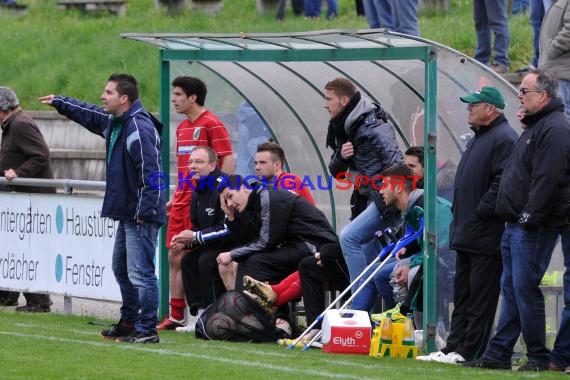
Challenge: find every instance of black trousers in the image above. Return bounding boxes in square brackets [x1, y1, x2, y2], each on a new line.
[444, 251, 502, 360]
[235, 241, 312, 291]
[298, 242, 349, 325]
[0, 291, 50, 307]
[276, 0, 303, 20]
[181, 245, 228, 316]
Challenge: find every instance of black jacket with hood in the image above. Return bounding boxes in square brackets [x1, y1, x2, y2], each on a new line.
[326, 92, 403, 217]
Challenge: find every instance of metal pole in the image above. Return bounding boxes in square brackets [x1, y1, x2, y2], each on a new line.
[158, 51, 171, 319]
[423, 46, 438, 353]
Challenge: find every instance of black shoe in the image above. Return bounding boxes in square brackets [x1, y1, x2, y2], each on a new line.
[100, 319, 135, 339]
[116, 331, 159, 344]
[518, 361, 548, 371]
[0, 3, 28, 10]
[15, 304, 50, 313]
[462, 357, 511, 370]
[0, 291, 19, 306]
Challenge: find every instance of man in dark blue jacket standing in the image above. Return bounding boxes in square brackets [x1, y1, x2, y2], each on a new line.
[417, 86, 518, 364]
[464, 70, 570, 371]
[40, 74, 166, 344]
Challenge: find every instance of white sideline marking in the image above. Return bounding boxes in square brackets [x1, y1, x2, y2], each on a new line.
[11, 323, 381, 368]
[16, 323, 293, 358]
[0, 331, 370, 380]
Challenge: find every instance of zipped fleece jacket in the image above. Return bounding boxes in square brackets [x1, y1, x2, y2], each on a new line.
[495, 98, 570, 228]
[229, 188, 338, 260]
[51, 96, 166, 224]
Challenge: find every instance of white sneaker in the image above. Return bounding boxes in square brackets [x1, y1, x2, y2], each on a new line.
[175, 323, 196, 333]
[416, 351, 447, 362]
[438, 352, 466, 364]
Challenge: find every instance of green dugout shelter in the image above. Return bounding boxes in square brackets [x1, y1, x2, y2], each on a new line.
[122, 29, 521, 352]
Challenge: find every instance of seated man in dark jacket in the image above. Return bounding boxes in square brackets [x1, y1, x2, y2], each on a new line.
[170, 147, 240, 332]
[216, 175, 338, 293]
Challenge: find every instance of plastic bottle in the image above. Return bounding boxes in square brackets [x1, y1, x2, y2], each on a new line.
[380, 312, 393, 344]
[436, 316, 447, 343]
[369, 322, 381, 357]
[277, 338, 306, 349]
[402, 313, 415, 346]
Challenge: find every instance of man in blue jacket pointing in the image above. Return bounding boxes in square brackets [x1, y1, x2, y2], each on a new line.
[40, 73, 166, 344]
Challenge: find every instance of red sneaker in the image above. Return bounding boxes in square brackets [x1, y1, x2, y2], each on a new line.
[157, 317, 185, 331]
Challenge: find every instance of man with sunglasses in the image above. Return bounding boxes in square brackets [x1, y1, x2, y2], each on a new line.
[464, 70, 570, 371]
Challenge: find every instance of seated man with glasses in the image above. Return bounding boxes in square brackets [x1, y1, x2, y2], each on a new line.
[169, 147, 242, 333]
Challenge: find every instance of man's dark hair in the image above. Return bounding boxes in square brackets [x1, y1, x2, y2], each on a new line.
[172, 76, 207, 106]
[108, 73, 139, 102]
[381, 163, 414, 192]
[256, 142, 286, 166]
[531, 69, 558, 98]
[324, 77, 357, 98]
[405, 146, 424, 167]
[217, 174, 244, 194]
[194, 146, 218, 164]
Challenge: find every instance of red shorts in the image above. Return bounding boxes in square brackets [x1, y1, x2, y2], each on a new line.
[166, 203, 191, 249]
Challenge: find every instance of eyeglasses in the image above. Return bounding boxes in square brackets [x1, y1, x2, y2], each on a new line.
[519, 88, 544, 95]
[188, 159, 211, 165]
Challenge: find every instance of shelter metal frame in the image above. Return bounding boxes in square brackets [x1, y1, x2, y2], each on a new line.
[122, 29, 439, 351]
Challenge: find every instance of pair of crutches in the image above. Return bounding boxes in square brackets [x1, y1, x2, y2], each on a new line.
[287, 217, 425, 351]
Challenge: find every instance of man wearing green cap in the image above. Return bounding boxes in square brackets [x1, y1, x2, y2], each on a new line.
[417, 86, 518, 364]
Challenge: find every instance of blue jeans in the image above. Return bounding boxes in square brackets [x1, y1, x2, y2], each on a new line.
[473, 0, 510, 68]
[304, 0, 337, 18]
[340, 202, 399, 300]
[362, 0, 393, 28]
[352, 256, 398, 311]
[112, 221, 159, 333]
[530, 0, 553, 67]
[551, 229, 570, 368]
[391, 0, 420, 36]
[485, 224, 560, 365]
[558, 79, 570, 120]
[512, 0, 529, 14]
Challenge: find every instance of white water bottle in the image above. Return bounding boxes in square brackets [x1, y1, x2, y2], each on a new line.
[436, 316, 447, 349]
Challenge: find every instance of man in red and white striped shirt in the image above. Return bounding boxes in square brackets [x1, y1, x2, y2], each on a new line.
[158, 76, 235, 330]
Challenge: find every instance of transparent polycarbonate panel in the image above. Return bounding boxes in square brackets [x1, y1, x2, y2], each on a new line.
[202, 61, 338, 224]
[167, 61, 273, 189]
[252, 36, 335, 50]
[203, 37, 288, 51]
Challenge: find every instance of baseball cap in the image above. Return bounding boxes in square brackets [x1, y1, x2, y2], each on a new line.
[460, 86, 505, 109]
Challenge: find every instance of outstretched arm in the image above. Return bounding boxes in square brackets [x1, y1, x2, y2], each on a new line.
[39, 94, 109, 138]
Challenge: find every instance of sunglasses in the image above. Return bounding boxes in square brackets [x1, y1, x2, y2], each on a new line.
[519, 88, 544, 95]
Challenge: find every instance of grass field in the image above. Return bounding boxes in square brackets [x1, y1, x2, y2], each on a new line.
[1, 0, 533, 111]
[0, 310, 566, 379]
